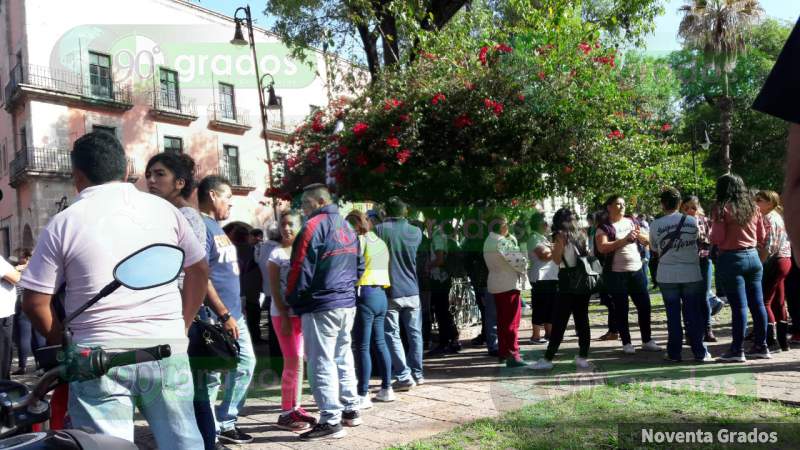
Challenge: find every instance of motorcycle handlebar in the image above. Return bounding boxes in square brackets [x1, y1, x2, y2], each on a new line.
[106, 345, 172, 371]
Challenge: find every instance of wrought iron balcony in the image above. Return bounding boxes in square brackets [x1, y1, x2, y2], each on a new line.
[149, 88, 198, 123]
[216, 161, 256, 193]
[4, 64, 133, 112]
[208, 104, 251, 134]
[9, 146, 140, 186]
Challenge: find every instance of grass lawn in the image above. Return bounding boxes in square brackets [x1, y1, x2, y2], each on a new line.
[392, 384, 800, 450]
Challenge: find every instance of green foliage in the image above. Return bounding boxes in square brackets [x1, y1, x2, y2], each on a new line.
[272, 3, 705, 215]
[670, 18, 792, 192]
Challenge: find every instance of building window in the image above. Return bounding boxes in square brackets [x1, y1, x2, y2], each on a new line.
[93, 125, 116, 137]
[159, 68, 180, 110]
[0, 141, 6, 177]
[222, 145, 240, 186]
[164, 136, 183, 154]
[219, 83, 236, 120]
[89, 51, 112, 98]
[18, 126, 26, 150]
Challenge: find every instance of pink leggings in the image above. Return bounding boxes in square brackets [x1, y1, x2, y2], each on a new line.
[271, 315, 304, 412]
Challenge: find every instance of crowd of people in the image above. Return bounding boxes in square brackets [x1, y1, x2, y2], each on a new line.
[0, 130, 794, 449]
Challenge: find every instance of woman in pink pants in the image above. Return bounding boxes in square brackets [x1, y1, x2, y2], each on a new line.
[268, 211, 317, 431]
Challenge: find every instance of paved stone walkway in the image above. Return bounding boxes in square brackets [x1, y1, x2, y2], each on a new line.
[14, 297, 800, 449]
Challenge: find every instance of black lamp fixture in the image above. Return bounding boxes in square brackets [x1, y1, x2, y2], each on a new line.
[230, 19, 248, 46]
[260, 73, 280, 109]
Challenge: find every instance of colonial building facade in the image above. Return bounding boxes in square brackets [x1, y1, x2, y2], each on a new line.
[0, 0, 348, 256]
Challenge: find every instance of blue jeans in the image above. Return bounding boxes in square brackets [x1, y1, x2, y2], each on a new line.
[385, 298, 423, 382]
[13, 300, 45, 369]
[718, 249, 767, 353]
[354, 287, 392, 395]
[605, 269, 652, 345]
[69, 353, 202, 449]
[303, 307, 359, 425]
[660, 281, 707, 360]
[483, 291, 498, 352]
[207, 316, 256, 433]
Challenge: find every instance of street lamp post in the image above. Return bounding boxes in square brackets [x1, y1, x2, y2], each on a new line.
[231, 5, 281, 224]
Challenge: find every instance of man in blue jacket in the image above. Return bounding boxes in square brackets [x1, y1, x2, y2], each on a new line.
[375, 197, 424, 389]
[286, 184, 364, 441]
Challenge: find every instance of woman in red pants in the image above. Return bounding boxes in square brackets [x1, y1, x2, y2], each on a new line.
[755, 190, 793, 352]
[483, 214, 530, 367]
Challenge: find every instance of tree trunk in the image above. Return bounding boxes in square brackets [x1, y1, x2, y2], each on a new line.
[719, 72, 733, 173]
[380, 14, 400, 66]
[356, 24, 380, 81]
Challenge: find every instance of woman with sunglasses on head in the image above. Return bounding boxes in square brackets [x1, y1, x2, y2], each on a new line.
[595, 195, 661, 355]
[711, 174, 769, 362]
[755, 190, 792, 353]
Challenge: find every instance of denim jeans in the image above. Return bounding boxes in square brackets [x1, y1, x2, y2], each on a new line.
[605, 269, 652, 345]
[207, 317, 256, 433]
[69, 353, 202, 449]
[385, 298, 423, 382]
[718, 249, 767, 353]
[660, 281, 707, 360]
[303, 307, 359, 425]
[13, 300, 45, 369]
[482, 291, 498, 352]
[354, 287, 392, 395]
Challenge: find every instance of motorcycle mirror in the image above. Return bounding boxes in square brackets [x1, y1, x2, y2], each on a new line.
[113, 244, 185, 290]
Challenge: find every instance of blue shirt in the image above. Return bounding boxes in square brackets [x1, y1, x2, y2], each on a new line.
[203, 215, 242, 320]
[375, 218, 422, 299]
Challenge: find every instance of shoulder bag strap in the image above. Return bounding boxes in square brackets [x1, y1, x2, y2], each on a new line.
[660, 214, 687, 258]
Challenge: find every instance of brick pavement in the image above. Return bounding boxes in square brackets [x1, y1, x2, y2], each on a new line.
[13, 300, 800, 449]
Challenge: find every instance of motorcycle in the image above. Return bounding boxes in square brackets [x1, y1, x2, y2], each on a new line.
[0, 244, 186, 449]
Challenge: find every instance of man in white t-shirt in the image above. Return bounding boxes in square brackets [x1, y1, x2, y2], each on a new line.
[20, 131, 208, 449]
[0, 256, 20, 380]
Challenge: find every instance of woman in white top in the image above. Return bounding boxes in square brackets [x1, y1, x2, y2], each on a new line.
[267, 211, 317, 430]
[530, 208, 592, 371]
[595, 195, 661, 355]
[483, 213, 530, 368]
[526, 211, 557, 344]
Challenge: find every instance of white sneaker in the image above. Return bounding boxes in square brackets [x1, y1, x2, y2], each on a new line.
[359, 394, 373, 410]
[696, 351, 714, 362]
[642, 340, 663, 352]
[375, 387, 396, 402]
[575, 356, 591, 369]
[622, 343, 636, 354]
[527, 358, 554, 370]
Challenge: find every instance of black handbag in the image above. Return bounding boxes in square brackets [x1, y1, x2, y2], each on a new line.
[558, 238, 603, 295]
[187, 309, 240, 371]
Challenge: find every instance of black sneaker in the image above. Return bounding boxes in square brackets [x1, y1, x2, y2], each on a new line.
[299, 422, 346, 441]
[218, 427, 254, 444]
[745, 345, 772, 359]
[342, 410, 362, 427]
[392, 378, 416, 391]
[470, 334, 485, 346]
[214, 442, 232, 450]
[445, 341, 462, 354]
[425, 346, 448, 358]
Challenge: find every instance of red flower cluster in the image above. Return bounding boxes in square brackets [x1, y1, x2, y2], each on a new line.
[593, 54, 616, 67]
[465, 81, 475, 90]
[386, 136, 400, 148]
[483, 98, 504, 116]
[537, 71, 546, 80]
[311, 113, 325, 132]
[494, 43, 513, 53]
[286, 155, 300, 171]
[431, 92, 446, 105]
[373, 163, 387, 174]
[338, 145, 349, 156]
[421, 51, 438, 60]
[607, 129, 624, 140]
[517, 94, 525, 102]
[396, 148, 412, 165]
[383, 98, 403, 111]
[535, 44, 555, 56]
[353, 122, 369, 137]
[578, 42, 592, 55]
[661, 123, 672, 132]
[454, 114, 473, 129]
[398, 114, 410, 122]
[479, 46, 489, 65]
[355, 153, 369, 166]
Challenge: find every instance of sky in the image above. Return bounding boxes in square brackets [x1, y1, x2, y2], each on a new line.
[196, 0, 799, 56]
